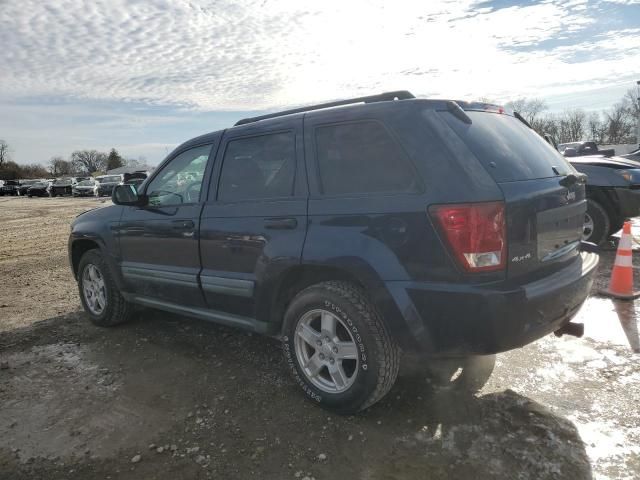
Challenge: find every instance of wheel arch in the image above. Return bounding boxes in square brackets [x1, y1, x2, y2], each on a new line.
[71, 238, 102, 278]
[69, 236, 123, 290]
[264, 263, 414, 349]
[586, 187, 619, 222]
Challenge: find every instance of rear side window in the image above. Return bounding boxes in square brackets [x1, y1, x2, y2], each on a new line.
[315, 121, 419, 195]
[218, 132, 295, 202]
[441, 111, 574, 182]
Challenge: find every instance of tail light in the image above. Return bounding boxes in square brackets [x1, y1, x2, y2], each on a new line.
[430, 202, 506, 272]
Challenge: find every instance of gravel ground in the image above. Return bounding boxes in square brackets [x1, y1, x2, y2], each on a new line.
[0, 196, 639, 480]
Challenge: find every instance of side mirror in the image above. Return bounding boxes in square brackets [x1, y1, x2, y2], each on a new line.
[112, 184, 146, 206]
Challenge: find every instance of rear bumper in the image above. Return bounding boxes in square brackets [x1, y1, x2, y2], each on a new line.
[384, 251, 599, 355]
[614, 187, 640, 218]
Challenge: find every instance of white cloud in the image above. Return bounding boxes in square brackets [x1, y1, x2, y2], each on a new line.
[1, 0, 638, 112]
[1, 0, 639, 164]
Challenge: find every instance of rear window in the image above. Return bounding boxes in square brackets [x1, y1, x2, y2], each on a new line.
[315, 121, 419, 195]
[441, 111, 573, 182]
[218, 132, 296, 202]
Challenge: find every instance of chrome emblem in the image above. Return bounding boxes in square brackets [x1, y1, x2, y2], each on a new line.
[565, 190, 576, 202]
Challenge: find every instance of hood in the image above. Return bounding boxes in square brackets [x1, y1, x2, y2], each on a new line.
[568, 155, 640, 170]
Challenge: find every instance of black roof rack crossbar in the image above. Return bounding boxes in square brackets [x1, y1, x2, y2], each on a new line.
[234, 90, 415, 126]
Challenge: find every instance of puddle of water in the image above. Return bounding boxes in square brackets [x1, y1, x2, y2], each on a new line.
[572, 297, 640, 353]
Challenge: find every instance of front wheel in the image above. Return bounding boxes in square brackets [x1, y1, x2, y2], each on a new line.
[282, 281, 399, 414]
[582, 199, 610, 246]
[78, 249, 132, 327]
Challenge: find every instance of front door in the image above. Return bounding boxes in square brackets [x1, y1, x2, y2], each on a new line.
[117, 142, 216, 307]
[199, 118, 307, 322]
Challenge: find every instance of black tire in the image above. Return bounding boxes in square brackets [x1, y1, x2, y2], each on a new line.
[583, 199, 610, 246]
[77, 249, 132, 327]
[282, 281, 400, 414]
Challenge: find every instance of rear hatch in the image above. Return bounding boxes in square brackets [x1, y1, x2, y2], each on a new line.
[440, 107, 584, 279]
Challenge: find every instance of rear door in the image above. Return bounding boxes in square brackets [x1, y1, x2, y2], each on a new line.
[440, 109, 584, 279]
[199, 117, 307, 320]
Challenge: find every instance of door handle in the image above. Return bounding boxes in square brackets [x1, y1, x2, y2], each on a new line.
[264, 217, 298, 230]
[171, 220, 195, 230]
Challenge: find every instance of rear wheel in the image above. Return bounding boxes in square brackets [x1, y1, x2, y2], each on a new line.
[78, 249, 132, 327]
[282, 281, 399, 414]
[583, 199, 610, 245]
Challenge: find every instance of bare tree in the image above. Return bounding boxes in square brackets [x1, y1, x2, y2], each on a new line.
[586, 112, 607, 144]
[0, 140, 10, 168]
[557, 109, 586, 143]
[20, 163, 49, 178]
[623, 88, 640, 120]
[533, 114, 559, 139]
[71, 150, 107, 175]
[48, 156, 73, 176]
[505, 98, 548, 125]
[605, 103, 634, 144]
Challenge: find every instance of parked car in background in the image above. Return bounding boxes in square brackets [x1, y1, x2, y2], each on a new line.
[17, 179, 43, 196]
[72, 179, 98, 197]
[50, 178, 75, 197]
[122, 172, 148, 191]
[559, 141, 615, 158]
[621, 148, 640, 162]
[568, 155, 640, 244]
[0, 180, 20, 196]
[27, 181, 51, 197]
[124, 177, 146, 190]
[70, 91, 597, 413]
[95, 174, 122, 197]
[543, 135, 640, 245]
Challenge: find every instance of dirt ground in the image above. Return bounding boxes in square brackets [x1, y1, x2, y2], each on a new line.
[1, 196, 639, 480]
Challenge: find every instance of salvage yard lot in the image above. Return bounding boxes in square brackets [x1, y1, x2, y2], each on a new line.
[1, 196, 639, 480]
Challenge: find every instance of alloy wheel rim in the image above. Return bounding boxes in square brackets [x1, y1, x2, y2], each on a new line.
[582, 213, 594, 240]
[293, 309, 359, 393]
[82, 264, 107, 315]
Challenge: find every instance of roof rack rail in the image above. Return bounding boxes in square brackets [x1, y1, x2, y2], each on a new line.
[234, 90, 415, 126]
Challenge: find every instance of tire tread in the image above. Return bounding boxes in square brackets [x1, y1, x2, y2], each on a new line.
[306, 281, 400, 411]
[78, 249, 132, 327]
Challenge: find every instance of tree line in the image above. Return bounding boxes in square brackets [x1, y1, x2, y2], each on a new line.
[504, 88, 639, 145]
[0, 145, 146, 180]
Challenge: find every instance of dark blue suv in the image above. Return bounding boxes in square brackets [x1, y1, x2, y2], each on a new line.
[69, 91, 598, 413]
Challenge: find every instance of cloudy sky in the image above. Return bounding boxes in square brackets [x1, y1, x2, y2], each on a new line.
[1, 0, 639, 165]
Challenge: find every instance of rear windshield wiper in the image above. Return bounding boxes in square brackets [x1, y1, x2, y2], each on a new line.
[513, 111, 532, 129]
[446, 101, 472, 124]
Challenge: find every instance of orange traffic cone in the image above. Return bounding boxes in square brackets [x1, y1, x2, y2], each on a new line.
[601, 221, 640, 300]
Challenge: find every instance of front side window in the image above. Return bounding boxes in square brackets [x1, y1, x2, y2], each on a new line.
[146, 145, 211, 206]
[217, 132, 295, 202]
[315, 121, 419, 195]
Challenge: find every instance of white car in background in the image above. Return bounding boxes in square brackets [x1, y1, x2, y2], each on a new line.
[72, 179, 99, 197]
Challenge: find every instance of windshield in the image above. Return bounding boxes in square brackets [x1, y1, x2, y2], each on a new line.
[77, 180, 95, 186]
[54, 178, 72, 185]
[441, 111, 574, 182]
